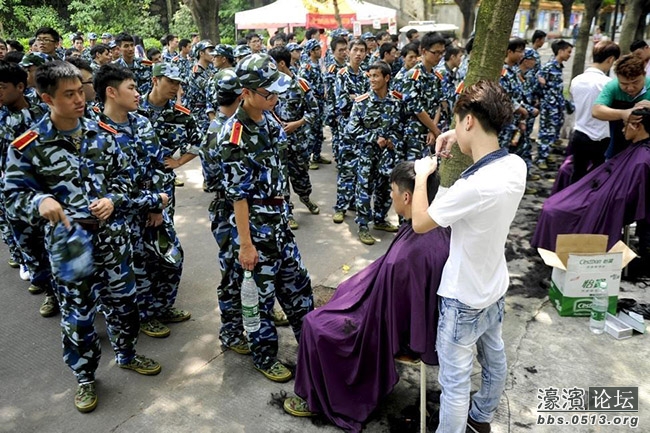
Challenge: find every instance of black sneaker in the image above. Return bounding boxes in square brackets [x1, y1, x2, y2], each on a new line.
[467, 415, 491, 433]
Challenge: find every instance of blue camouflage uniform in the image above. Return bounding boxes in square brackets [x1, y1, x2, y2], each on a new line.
[298, 41, 326, 161]
[435, 62, 460, 133]
[183, 63, 216, 133]
[323, 60, 347, 162]
[401, 61, 443, 160]
[498, 63, 529, 148]
[101, 112, 183, 326]
[114, 57, 154, 97]
[218, 106, 314, 370]
[333, 64, 370, 213]
[4, 115, 139, 384]
[346, 89, 403, 229]
[517, 49, 542, 169]
[537, 58, 573, 164]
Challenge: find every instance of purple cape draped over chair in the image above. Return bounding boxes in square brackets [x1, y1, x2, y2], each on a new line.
[531, 139, 650, 251]
[293, 223, 450, 432]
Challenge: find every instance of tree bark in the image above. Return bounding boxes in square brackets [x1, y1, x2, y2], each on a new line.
[184, 0, 220, 43]
[333, 0, 342, 28]
[559, 0, 574, 30]
[439, 0, 521, 187]
[619, 0, 645, 55]
[454, 0, 479, 40]
[571, 0, 602, 80]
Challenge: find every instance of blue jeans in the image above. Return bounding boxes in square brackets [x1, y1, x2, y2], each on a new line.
[436, 296, 507, 433]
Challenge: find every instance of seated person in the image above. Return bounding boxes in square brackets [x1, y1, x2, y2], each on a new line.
[283, 161, 451, 432]
[532, 108, 650, 275]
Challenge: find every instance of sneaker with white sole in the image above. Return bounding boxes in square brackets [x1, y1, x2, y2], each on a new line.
[75, 382, 98, 413]
[118, 354, 162, 375]
[19, 265, 31, 281]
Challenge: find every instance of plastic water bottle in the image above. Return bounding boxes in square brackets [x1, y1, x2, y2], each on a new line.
[241, 271, 260, 333]
[589, 281, 608, 334]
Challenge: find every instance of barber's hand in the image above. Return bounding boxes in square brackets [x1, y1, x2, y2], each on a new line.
[414, 155, 438, 177]
[39, 197, 71, 228]
[89, 197, 114, 221]
[435, 129, 457, 157]
[238, 243, 259, 271]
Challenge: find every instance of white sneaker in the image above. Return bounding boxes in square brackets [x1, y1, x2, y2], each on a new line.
[19, 265, 31, 281]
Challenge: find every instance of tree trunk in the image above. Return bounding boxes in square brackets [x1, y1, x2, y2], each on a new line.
[439, 0, 521, 187]
[333, 0, 342, 28]
[634, 2, 650, 42]
[571, 0, 602, 80]
[559, 0, 574, 30]
[184, 0, 220, 43]
[528, 0, 539, 32]
[619, 0, 645, 55]
[454, 0, 479, 40]
[166, 0, 174, 32]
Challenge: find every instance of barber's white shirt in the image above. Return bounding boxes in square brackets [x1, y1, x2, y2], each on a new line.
[570, 67, 612, 141]
[428, 154, 526, 309]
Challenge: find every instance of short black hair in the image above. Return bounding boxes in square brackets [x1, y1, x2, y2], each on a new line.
[0, 60, 28, 87]
[631, 107, 650, 132]
[349, 38, 367, 51]
[593, 41, 621, 63]
[268, 47, 291, 68]
[630, 40, 648, 52]
[305, 27, 319, 40]
[507, 38, 527, 53]
[532, 30, 547, 43]
[444, 45, 462, 61]
[66, 57, 92, 74]
[551, 39, 573, 55]
[91, 44, 109, 59]
[94, 63, 135, 103]
[331, 36, 348, 51]
[368, 61, 391, 77]
[72, 35, 84, 43]
[7, 40, 24, 52]
[390, 161, 440, 205]
[115, 32, 135, 47]
[165, 34, 178, 44]
[406, 29, 419, 40]
[179, 38, 191, 50]
[35, 60, 82, 96]
[64, 48, 80, 58]
[379, 43, 396, 60]
[147, 47, 161, 59]
[375, 30, 389, 41]
[401, 42, 419, 57]
[420, 32, 445, 51]
[35, 27, 60, 42]
[4, 51, 24, 64]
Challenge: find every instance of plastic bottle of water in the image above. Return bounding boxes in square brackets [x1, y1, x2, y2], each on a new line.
[589, 281, 608, 334]
[241, 270, 260, 333]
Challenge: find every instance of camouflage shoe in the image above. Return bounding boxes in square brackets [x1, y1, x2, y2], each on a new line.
[39, 295, 59, 318]
[226, 341, 251, 355]
[272, 308, 290, 326]
[158, 307, 191, 323]
[374, 221, 399, 233]
[28, 284, 45, 295]
[119, 354, 162, 375]
[140, 319, 171, 338]
[536, 161, 548, 171]
[255, 360, 293, 383]
[358, 227, 376, 245]
[299, 196, 320, 215]
[288, 218, 299, 230]
[74, 382, 98, 413]
[309, 161, 319, 170]
[284, 396, 314, 417]
[525, 187, 538, 195]
[332, 211, 345, 224]
[174, 178, 185, 187]
[313, 155, 331, 164]
[7, 258, 19, 268]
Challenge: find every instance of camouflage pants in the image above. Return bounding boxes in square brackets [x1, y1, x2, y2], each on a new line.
[0, 187, 22, 264]
[537, 104, 564, 161]
[355, 144, 392, 227]
[233, 212, 313, 369]
[309, 100, 325, 158]
[334, 138, 358, 212]
[163, 175, 178, 221]
[329, 121, 343, 166]
[134, 213, 184, 320]
[286, 127, 313, 218]
[47, 223, 139, 384]
[210, 200, 245, 348]
[403, 125, 429, 161]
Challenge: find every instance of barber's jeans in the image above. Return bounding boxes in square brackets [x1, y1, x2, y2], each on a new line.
[436, 296, 507, 433]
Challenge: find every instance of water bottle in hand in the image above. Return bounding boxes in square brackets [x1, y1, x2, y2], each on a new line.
[241, 270, 260, 333]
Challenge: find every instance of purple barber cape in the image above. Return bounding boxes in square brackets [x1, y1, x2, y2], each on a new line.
[531, 138, 650, 251]
[293, 223, 450, 432]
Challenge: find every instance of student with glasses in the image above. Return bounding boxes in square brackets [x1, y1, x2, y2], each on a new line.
[34, 27, 60, 59]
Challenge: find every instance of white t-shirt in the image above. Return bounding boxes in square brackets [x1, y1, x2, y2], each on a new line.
[428, 154, 526, 309]
[570, 67, 611, 141]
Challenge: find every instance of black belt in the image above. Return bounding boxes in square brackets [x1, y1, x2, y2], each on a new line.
[74, 218, 104, 232]
[251, 198, 284, 207]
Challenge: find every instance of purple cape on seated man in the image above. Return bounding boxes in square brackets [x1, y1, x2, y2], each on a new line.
[284, 161, 451, 432]
[531, 108, 650, 252]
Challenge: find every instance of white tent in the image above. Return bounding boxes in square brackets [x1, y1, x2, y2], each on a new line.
[234, 0, 397, 31]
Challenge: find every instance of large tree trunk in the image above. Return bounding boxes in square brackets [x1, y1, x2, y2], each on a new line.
[184, 0, 220, 43]
[333, 0, 342, 28]
[527, 0, 539, 32]
[559, 0, 574, 30]
[454, 0, 479, 40]
[571, 0, 602, 80]
[619, 0, 645, 55]
[439, 0, 521, 187]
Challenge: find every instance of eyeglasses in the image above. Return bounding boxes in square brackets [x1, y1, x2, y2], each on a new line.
[36, 38, 56, 44]
[250, 88, 278, 100]
[426, 49, 444, 56]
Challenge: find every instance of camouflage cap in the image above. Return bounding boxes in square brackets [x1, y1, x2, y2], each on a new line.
[235, 53, 291, 92]
[152, 62, 185, 82]
[331, 28, 349, 38]
[145, 225, 182, 267]
[88, 32, 98, 40]
[108, 40, 117, 49]
[286, 42, 303, 52]
[19, 52, 49, 68]
[233, 44, 252, 58]
[49, 222, 95, 283]
[361, 32, 376, 40]
[101, 33, 112, 39]
[211, 44, 234, 61]
[194, 39, 215, 58]
[522, 48, 536, 61]
[215, 68, 243, 97]
[303, 39, 320, 53]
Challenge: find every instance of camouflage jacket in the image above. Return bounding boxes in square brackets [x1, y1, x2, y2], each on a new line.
[522, 67, 540, 109]
[538, 58, 566, 108]
[435, 62, 460, 129]
[4, 115, 132, 226]
[345, 89, 404, 150]
[500, 63, 527, 115]
[298, 59, 325, 98]
[274, 74, 318, 127]
[183, 63, 216, 124]
[172, 56, 193, 83]
[162, 48, 178, 63]
[81, 47, 92, 63]
[0, 101, 48, 173]
[100, 112, 168, 213]
[114, 57, 154, 96]
[401, 61, 442, 135]
[335, 65, 370, 116]
[138, 95, 203, 159]
[201, 111, 231, 196]
[323, 60, 346, 117]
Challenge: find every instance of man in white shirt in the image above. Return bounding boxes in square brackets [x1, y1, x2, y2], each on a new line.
[569, 41, 620, 183]
[411, 80, 526, 433]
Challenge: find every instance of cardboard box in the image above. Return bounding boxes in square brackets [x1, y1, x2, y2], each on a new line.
[538, 235, 637, 317]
